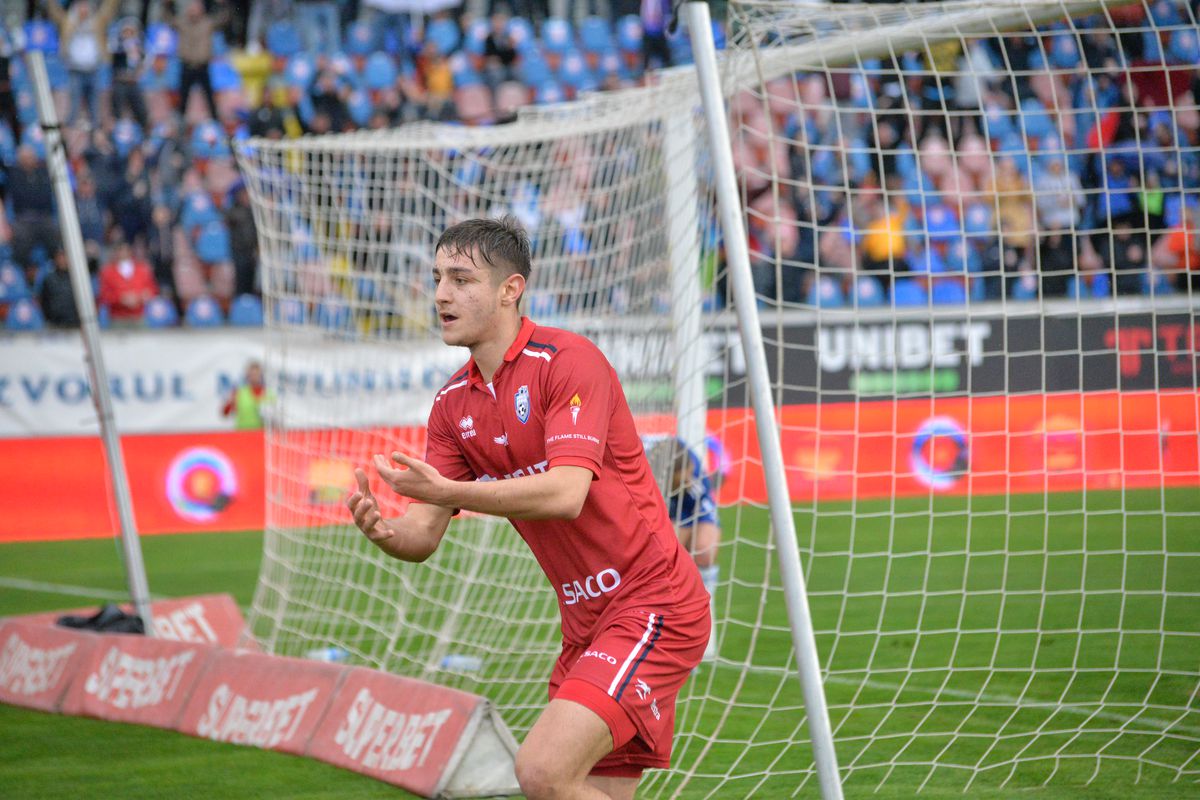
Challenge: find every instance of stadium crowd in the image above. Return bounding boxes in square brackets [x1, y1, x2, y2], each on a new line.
[0, 0, 1196, 329]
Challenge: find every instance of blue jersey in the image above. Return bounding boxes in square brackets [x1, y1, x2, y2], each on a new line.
[667, 448, 719, 528]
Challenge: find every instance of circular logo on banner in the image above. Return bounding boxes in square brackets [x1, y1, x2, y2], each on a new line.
[911, 416, 970, 490]
[166, 447, 237, 521]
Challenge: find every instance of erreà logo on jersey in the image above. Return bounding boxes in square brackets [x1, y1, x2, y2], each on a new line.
[514, 385, 531, 424]
[458, 415, 476, 439]
[569, 393, 582, 425]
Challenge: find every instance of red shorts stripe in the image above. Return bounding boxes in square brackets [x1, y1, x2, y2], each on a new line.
[549, 602, 710, 772]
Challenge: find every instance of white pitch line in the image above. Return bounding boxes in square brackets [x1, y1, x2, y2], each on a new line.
[823, 674, 1200, 737]
[722, 663, 1200, 737]
[0, 576, 163, 603]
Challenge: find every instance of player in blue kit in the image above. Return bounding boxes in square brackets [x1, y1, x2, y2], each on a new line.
[646, 436, 721, 661]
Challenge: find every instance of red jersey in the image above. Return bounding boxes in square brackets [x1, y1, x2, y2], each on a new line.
[424, 317, 709, 647]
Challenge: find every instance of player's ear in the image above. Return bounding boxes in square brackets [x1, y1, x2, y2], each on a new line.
[501, 272, 525, 309]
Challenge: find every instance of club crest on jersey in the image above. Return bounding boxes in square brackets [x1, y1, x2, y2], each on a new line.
[569, 393, 582, 426]
[514, 385, 531, 424]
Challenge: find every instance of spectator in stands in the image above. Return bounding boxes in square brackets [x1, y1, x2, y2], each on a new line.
[309, 68, 352, 132]
[0, 29, 20, 142]
[1034, 157, 1085, 233]
[39, 247, 81, 328]
[417, 41, 455, 121]
[146, 204, 179, 312]
[225, 182, 259, 298]
[1152, 203, 1200, 291]
[9, 146, 60, 280]
[110, 16, 149, 129]
[248, 88, 288, 138]
[294, 0, 341, 56]
[988, 156, 1037, 295]
[43, 0, 120, 127]
[1097, 222, 1150, 296]
[112, 148, 153, 247]
[483, 5, 519, 86]
[642, 0, 673, 71]
[221, 359, 269, 430]
[859, 190, 910, 294]
[74, 171, 105, 272]
[163, 0, 230, 121]
[98, 237, 158, 324]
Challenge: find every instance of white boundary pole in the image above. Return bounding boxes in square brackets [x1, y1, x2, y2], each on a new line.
[683, 4, 843, 798]
[26, 51, 155, 635]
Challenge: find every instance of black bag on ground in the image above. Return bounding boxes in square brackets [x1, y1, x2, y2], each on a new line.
[56, 604, 145, 634]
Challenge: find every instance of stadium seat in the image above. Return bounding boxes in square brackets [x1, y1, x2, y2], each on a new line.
[146, 22, 177, 57]
[892, 278, 928, 307]
[1169, 28, 1200, 65]
[463, 17, 489, 55]
[541, 17, 574, 54]
[266, 21, 303, 58]
[854, 276, 885, 307]
[558, 50, 597, 93]
[285, 54, 317, 89]
[346, 90, 373, 127]
[806, 276, 845, 308]
[426, 17, 461, 56]
[535, 82, 563, 105]
[185, 295, 224, 327]
[5, 297, 44, 331]
[363, 53, 398, 91]
[579, 16, 614, 54]
[0, 262, 31, 303]
[209, 60, 242, 93]
[315, 298, 352, 331]
[450, 52, 484, 88]
[930, 279, 967, 304]
[343, 20, 375, 56]
[143, 295, 179, 328]
[228, 294, 264, 326]
[1010, 274, 1039, 301]
[97, 303, 111, 329]
[1092, 271, 1114, 298]
[518, 50, 553, 87]
[23, 20, 58, 53]
[276, 297, 308, 325]
[194, 221, 232, 264]
[505, 17, 536, 53]
[616, 15, 642, 53]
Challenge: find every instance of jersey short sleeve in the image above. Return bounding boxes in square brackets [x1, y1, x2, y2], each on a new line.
[542, 344, 613, 476]
[424, 400, 476, 484]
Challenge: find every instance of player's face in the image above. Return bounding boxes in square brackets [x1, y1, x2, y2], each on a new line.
[432, 247, 512, 349]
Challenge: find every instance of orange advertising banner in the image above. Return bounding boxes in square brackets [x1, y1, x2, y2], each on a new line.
[0, 431, 265, 542]
[710, 390, 1200, 503]
[2, 392, 1196, 543]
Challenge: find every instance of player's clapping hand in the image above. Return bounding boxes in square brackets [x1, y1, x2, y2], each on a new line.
[347, 469, 393, 544]
[373, 452, 448, 506]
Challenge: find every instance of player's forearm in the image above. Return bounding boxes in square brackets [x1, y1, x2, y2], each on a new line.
[439, 471, 586, 520]
[373, 515, 443, 562]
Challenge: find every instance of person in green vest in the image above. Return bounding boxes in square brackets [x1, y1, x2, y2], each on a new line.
[221, 360, 270, 429]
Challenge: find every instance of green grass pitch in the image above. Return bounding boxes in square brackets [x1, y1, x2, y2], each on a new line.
[1, 487, 1197, 798]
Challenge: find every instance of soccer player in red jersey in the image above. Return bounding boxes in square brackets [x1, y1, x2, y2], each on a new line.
[347, 216, 711, 800]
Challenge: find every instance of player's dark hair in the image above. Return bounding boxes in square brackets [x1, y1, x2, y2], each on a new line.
[435, 216, 532, 287]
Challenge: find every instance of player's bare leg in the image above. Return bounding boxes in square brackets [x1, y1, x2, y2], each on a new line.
[516, 698, 639, 800]
[690, 521, 721, 661]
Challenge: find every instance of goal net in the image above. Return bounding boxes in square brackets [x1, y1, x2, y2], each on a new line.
[235, 0, 1200, 795]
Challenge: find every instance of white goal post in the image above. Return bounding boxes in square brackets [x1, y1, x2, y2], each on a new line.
[236, 0, 1200, 796]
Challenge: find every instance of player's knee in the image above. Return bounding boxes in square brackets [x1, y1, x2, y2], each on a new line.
[514, 748, 573, 799]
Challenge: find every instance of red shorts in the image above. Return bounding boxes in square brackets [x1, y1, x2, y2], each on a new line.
[549, 602, 710, 774]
